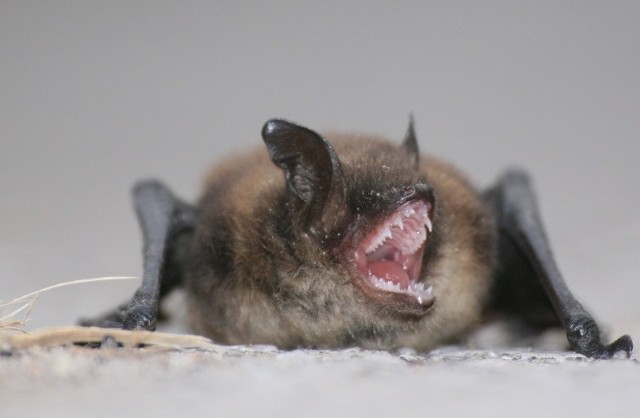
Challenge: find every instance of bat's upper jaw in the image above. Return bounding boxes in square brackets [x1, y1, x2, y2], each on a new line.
[348, 198, 435, 316]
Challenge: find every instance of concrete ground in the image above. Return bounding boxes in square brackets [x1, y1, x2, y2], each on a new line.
[1, 341, 639, 418]
[1, 2, 639, 417]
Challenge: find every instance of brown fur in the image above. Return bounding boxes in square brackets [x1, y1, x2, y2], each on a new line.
[185, 132, 496, 351]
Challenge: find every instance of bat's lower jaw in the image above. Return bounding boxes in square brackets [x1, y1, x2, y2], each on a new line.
[361, 278, 434, 315]
[366, 275, 433, 305]
[351, 273, 434, 316]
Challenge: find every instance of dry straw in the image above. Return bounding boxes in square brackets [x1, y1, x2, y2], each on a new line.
[0, 276, 217, 351]
[0, 276, 140, 332]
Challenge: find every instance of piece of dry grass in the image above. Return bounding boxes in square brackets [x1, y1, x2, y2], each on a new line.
[0, 276, 218, 351]
[0, 326, 216, 351]
[0, 276, 141, 332]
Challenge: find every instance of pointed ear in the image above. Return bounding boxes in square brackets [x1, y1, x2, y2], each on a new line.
[402, 115, 420, 167]
[262, 119, 348, 239]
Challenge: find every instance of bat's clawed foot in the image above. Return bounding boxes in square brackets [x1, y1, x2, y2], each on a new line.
[121, 303, 157, 331]
[567, 316, 633, 359]
[79, 301, 157, 331]
[79, 303, 127, 329]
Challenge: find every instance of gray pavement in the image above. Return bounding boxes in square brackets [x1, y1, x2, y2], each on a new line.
[2, 344, 639, 418]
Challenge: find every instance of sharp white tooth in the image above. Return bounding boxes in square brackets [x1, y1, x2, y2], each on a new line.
[367, 232, 385, 253]
[426, 217, 433, 233]
[370, 233, 387, 253]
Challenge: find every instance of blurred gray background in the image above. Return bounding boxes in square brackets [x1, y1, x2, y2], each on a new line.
[1, 1, 638, 342]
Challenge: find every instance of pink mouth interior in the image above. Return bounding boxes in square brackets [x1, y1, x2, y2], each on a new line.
[353, 200, 433, 303]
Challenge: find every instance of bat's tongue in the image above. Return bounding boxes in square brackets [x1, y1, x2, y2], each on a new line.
[365, 243, 426, 289]
[368, 260, 411, 289]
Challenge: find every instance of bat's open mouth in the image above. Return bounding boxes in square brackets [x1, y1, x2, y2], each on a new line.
[349, 198, 435, 315]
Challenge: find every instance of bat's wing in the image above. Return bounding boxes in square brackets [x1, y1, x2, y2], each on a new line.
[80, 180, 197, 330]
[483, 169, 632, 358]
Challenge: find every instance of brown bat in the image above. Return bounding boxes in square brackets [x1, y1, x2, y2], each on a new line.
[82, 118, 632, 358]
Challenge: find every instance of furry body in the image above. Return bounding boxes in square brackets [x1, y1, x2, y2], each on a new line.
[187, 134, 494, 351]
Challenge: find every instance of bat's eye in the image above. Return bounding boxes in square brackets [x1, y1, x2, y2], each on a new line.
[351, 199, 433, 305]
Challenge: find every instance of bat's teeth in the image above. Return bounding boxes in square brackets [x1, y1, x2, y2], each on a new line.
[364, 199, 431, 256]
[370, 275, 397, 293]
[398, 221, 427, 256]
[365, 240, 377, 255]
[365, 226, 393, 254]
[368, 275, 432, 304]
[406, 282, 433, 304]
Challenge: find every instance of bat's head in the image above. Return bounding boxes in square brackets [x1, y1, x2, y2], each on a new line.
[263, 118, 437, 317]
[256, 119, 494, 349]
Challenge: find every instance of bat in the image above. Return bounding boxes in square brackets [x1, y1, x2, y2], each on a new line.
[81, 118, 633, 358]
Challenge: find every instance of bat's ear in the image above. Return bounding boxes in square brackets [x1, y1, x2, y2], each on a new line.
[262, 119, 348, 241]
[402, 115, 420, 167]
